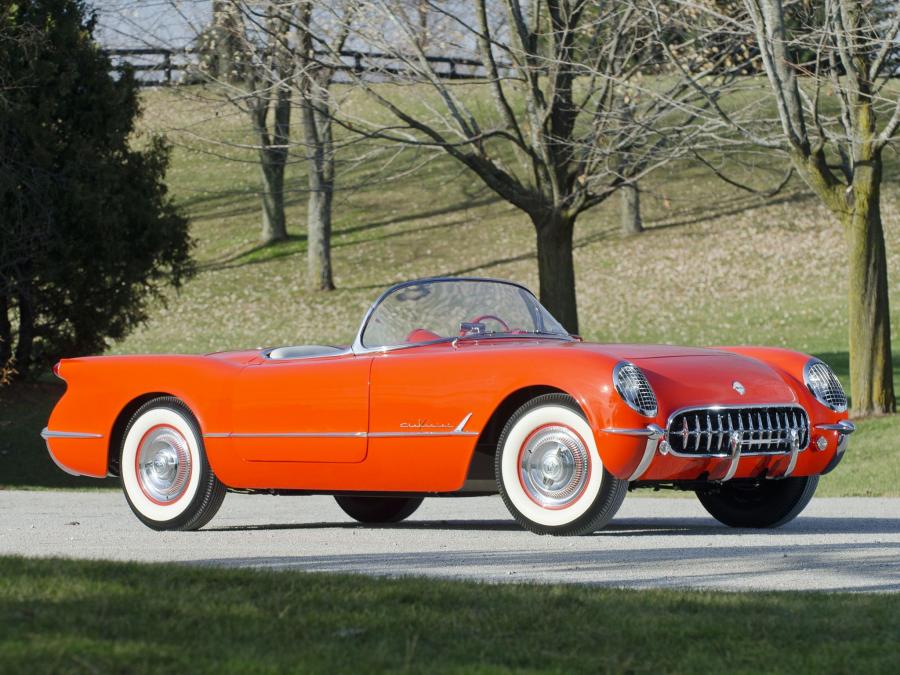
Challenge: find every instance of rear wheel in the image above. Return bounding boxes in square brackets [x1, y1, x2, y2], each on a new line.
[334, 496, 424, 524]
[120, 397, 226, 531]
[695, 476, 818, 528]
[495, 393, 627, 535]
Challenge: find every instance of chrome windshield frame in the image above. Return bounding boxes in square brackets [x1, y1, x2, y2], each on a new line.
[350, 276, 571, 355]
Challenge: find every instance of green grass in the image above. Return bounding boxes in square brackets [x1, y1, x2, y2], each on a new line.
[1, 556, 897, 674]
[3, 85, 900, 494]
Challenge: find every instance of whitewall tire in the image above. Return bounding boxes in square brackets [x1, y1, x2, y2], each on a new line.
[495, 393, 627, 535]
[120, 397, 226, 531]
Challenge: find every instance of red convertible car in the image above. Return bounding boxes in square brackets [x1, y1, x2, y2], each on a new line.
[43, 277, 853, 535]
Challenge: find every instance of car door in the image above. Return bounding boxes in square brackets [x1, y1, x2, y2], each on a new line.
[231, 352, 371, 463]
[366, 342, 496, 491]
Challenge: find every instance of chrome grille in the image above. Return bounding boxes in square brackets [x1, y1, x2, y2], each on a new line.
[806, 362, 848, 411]
[666, 406, 809, 456]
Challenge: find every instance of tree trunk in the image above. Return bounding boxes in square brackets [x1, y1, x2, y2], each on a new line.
[307, 172, 334, 290]
[258, 148, 287, 244]
[210, 1, 236, 80]
[845, 161, 895, 415]
[254, 85, 291, 245]
[301, 91, 335, 291]
[620, 183, 643, 235]
[13, 286, 34, 378]
[531, 211, 578, 334]
[0, 293, 12, 370]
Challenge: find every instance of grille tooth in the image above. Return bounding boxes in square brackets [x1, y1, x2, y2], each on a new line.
[667, 406, 809, 457]
[756, 413, 764, 452]
[694, 415, 701, 452]
[748, 412, 756, 452]
[716, 414, 725, 452]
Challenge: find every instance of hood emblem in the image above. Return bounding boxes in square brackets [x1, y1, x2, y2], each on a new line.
[732, 381, 746, 396]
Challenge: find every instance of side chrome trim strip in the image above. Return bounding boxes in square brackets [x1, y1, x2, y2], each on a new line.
[41, 428, 103, 440]
[367, 430, 479, 438]
[205, 432, 367, 439]
[204, 429, 479, 440]
[624, 424, 665, 482]
[454, 412, 473, 433]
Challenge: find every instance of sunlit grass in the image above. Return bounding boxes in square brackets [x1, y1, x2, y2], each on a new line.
[1, 556, 897, 673]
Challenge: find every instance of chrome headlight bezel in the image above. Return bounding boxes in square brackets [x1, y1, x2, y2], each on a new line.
[613, 361, 658, 417]
[803, 358, 848, 413]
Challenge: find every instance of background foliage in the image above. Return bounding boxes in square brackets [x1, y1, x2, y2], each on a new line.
[0, 0, 191, 378]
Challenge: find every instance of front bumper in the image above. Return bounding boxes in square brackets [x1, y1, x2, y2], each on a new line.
[602, 419, 855, 482]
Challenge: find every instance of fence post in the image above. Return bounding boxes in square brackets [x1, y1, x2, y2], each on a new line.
[164, 51, 172, 84]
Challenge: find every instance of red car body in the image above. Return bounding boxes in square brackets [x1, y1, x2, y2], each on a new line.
[45, 342, 852, 487]
[43, 277, 853, 533]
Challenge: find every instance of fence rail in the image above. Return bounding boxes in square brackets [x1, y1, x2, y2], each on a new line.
[102, 48, 505, 86]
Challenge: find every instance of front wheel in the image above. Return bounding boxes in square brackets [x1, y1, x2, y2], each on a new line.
[334, 496, 424, 524]
[495, 393, 627, 535]
[695, 475, 819, 528]
[120, 397, 226, 531]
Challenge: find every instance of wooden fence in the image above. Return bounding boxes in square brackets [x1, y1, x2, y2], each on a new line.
[103, 48, 505, 86]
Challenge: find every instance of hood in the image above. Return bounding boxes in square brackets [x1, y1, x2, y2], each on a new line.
[583, 344, 728, 360]
[629, 350, 798, 411]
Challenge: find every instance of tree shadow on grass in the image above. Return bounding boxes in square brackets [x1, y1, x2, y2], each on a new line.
[644, 188, 813, 232]
[198, 194, 503, 273]
[428, 189, 814, 282]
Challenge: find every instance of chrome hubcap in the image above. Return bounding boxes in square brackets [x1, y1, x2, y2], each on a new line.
[137, 427, 191, 503]
[520, 425, 589, 508]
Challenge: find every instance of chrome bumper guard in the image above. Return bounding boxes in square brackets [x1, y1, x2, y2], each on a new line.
[602, 425, 665, 481]
[603, 419, 855, 483]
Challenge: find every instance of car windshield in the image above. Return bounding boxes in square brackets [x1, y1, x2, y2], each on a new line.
[359, 278, 570, 349]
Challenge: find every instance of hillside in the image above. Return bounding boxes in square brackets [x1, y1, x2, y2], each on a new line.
[2, 85, 898, 494]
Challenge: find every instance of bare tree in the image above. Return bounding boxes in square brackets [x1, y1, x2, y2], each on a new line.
[292, 1, 355, 290]
[669, 0, 898, 415]
[332, 0, 727, 332]
[199, 1, 355, 288]
[201, 1, 294, 244]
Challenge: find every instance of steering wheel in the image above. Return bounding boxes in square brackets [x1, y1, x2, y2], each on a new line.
[470, 314, 511, 332]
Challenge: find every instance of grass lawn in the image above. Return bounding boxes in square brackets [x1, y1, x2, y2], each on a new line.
[1, 556, 897, 674]
[2, 85, 900, 494]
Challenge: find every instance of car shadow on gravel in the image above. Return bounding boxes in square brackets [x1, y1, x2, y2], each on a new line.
[188, 541, 900, 592]
[597, 516, 900, 537]
[205, 519, 523, 532]
[204, 515, 900, 536]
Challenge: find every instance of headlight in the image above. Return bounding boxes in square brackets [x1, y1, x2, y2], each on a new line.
[613, 361, 658, 417]
[803, 359, 848, 412]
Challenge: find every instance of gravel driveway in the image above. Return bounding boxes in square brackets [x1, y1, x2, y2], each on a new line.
[2, 490, 898, 592]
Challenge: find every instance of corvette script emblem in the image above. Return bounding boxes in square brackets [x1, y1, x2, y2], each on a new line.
[732, 381, 746, 395]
